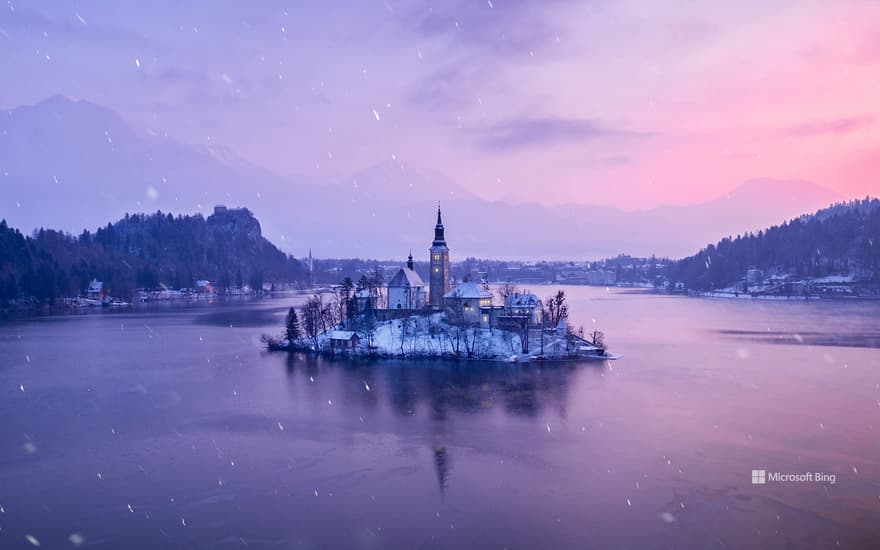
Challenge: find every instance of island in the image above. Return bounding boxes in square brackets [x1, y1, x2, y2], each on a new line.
[265, 207, 616, 362]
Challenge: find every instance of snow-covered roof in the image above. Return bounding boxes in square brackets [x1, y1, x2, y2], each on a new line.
[355, 288, 377, 298]
[87, 279, 103, 292]
[195, 279, 211, 287]
[388, 267, 424, 289]
[505, 293, 541, 308]
[444, 282, 492, 300]
[329, 331, 358, 341]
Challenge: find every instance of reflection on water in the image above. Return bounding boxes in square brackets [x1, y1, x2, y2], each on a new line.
[714, 328, 880, 349]
[280, 354, 594, 493]
[0, 288, 878, 549]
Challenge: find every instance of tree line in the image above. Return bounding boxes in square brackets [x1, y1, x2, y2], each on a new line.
[0, 209, 306, 306]
[667, 198, 880, 290]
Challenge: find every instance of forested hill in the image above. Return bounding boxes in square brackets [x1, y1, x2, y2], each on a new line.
[0, 207, 305, 305]
[669, 198, 880, 291]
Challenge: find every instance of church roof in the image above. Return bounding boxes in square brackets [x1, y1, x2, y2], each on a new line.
[444, 282, 492, 300]
[388, 267, 425, 288]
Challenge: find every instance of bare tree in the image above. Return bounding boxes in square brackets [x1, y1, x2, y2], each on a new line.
[497, 282, 518, 303]
[332, 277, 355, 325]
[590, 330, 605, 349]
[543, 290, 569, 327]
[443, 300, 469, 356]
[301, 295, 323, 348]
[398, 316, 414, 355]
[369, 267, 386, 309]
[354, 310, 378, 351]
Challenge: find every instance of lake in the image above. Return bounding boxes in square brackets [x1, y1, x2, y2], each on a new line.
[1, 287, 878, 549]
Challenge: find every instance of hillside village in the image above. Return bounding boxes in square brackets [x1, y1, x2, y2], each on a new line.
[270, 207, 612, 362]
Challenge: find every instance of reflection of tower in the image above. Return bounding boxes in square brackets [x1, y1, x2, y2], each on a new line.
[428, 205, 450, 308]
[433, 440, 450, 493]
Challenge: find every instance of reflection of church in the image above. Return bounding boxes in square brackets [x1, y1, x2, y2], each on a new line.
[281, 347, 586, 494]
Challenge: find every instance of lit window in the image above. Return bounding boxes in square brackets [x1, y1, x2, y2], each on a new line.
[433, 254, 440, 261]
[434, 267, 439, 273]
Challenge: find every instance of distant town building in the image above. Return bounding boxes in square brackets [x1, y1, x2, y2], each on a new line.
[429, 206, 451, 308]
[387, 253, 426, 310]
[746, 268, 764, 285]
[195, 280, 214, 294]
[86, 279, 104, 299]
[585, 270, 617, 285]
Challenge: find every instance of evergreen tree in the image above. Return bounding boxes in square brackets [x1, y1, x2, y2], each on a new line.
[285, 307, 302, 343]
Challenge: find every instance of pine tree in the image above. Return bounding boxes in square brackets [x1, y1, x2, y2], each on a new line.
[285, 307, 302, 343]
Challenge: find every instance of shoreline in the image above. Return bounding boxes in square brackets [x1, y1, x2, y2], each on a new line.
[264, 339, 620, 364]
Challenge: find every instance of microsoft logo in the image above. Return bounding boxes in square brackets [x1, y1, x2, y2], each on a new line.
[751, 469, 766, 485]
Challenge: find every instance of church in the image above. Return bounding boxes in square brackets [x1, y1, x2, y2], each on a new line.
[375, 206, 545, 337]
[385, 206, 452, 311]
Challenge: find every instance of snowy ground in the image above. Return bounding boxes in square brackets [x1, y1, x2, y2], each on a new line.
[299, 313, 605, 361]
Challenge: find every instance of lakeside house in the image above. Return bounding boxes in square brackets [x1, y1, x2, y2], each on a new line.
[86, 279, 104, 300]
[195, 280, 214, 294]
[504, 293, 543, 327]
[329, 330, 360, 350]
[353, 288, 378, 314]
[443, 282, 493, 324]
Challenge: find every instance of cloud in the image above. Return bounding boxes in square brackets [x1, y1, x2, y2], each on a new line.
[411, 1, 563, 57]
[407, 64, 487, 112]
[779, 115, 874, 138]
[475, 117, 648, 151]
[598, 155, 631, 167]
[138, 67, 211, 85]
[0, 8, 163, 51]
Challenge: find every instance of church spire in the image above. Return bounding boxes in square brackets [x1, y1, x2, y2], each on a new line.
[433, 203, 446, 245]
[407, 251, 414, 270]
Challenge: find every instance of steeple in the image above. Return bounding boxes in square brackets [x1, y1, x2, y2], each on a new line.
[433, 203, 446, 245]
[428, 203, 451, 308]
[407, 251, 414, 270]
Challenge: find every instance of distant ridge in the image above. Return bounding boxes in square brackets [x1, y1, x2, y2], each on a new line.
[0, 95, 856, 260]
[669, 198, 880, 290]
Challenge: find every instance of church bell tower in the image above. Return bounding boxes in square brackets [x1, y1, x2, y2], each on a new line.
[429, 205, 450, 308]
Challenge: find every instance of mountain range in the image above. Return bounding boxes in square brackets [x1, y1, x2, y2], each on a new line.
[1, 95, 846, 260]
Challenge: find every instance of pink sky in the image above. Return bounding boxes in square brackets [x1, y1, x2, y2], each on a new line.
[0, 1, 877, 210]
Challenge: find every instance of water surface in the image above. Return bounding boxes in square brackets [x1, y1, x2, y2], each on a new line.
[1, 288, 878, 549]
